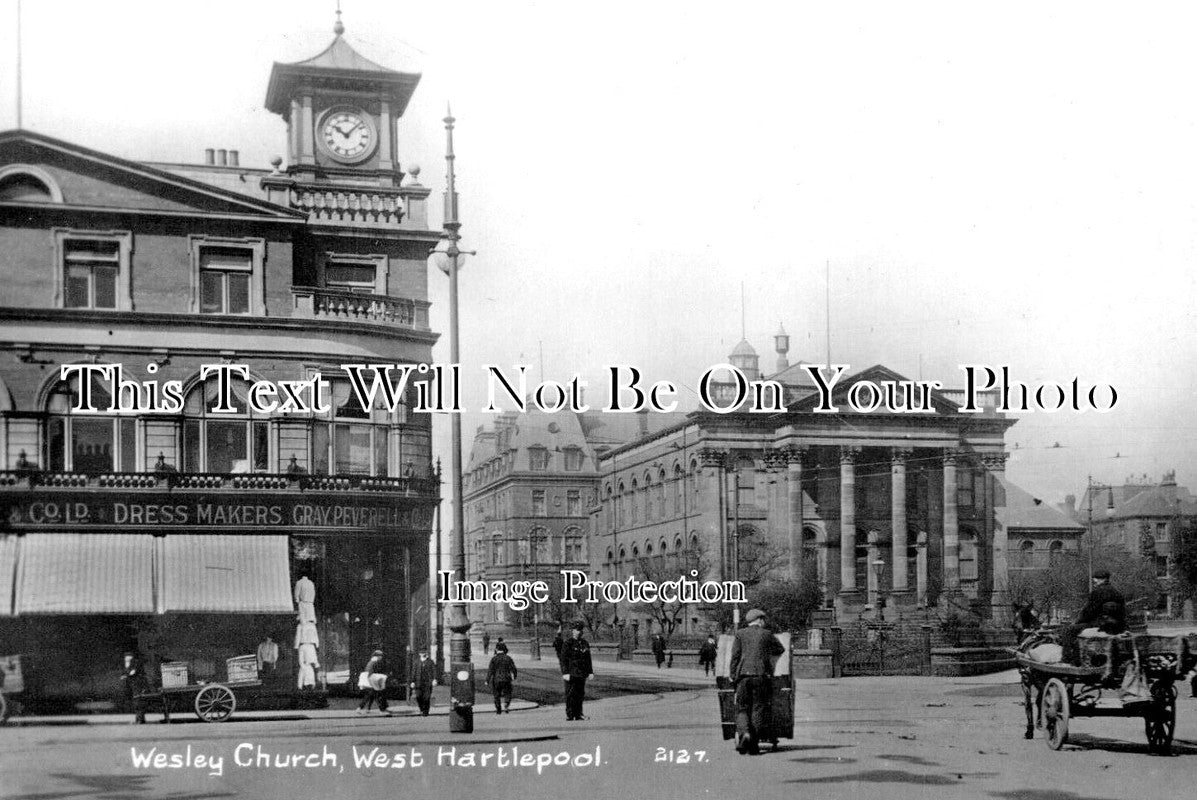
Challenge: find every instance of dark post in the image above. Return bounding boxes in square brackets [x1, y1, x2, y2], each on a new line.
[920, 624, 933, 676]
[829, 626, 843, 678]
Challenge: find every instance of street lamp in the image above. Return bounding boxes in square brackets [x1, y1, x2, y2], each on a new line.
[1085, 476, 1116, 584]
[431, 104, 476, 734]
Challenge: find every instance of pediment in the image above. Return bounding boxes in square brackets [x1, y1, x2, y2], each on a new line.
[790, 363, 961, 414]
[0, 131, 303, 221]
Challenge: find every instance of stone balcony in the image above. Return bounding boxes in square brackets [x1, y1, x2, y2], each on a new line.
[292, 286, 431, 330]
[261, 175, 431, 229]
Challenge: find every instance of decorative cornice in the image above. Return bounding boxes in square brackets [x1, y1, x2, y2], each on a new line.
[891, 447, 914, 466]
[839, 446, 860, 465]
[697, 448, 727, 469]
[981, 452, 1009, 471]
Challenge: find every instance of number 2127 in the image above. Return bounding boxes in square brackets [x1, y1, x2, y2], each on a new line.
[655, 749, 706, 764]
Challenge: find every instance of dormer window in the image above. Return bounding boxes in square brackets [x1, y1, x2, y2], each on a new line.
[528, 446, 550, 471]
[562, 447, 584, 471]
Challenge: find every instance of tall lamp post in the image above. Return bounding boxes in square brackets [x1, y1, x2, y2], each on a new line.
[1086, 476, 1115, 584]
[432, 105, 476, 734]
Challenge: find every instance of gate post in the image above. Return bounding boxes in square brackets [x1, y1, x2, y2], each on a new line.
[920, 624, 933, 676]
[829, 626, 843, 678]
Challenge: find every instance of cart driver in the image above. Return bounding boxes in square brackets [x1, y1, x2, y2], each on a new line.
[729, 608, 784, 756]
[1061, 570, 1126, 664]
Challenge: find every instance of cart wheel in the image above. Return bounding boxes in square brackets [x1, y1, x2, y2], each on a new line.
[194, 684, 236, 723]
[1145, 683, 1177, 755]
[1042, 678, 1070, 751]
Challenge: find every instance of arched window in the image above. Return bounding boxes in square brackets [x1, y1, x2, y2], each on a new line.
[0, 165, 63, 203]
[605, 485, 614, 531]
[657, 468, 667, 518]
[619, 547, 627, 561]
[617, 482, 626, 526]
[182, 373, 270, 473]
[1018, 539, 1035, 569]
[643, 472, 653, 521]
[959, 527, 978, 580]
[1048, 540, 1064, 560]
[630, 479, 639, 524]
[659, 537, 668, 553]
[690, 534, 699, 551]
[45, 370, 136, 473]
[673, 464, 684, 515]
[645, 542, 653, 556]
[606, 548, 614, 564]
[674, 535, 683, 552]
[632, 545, 640, 559]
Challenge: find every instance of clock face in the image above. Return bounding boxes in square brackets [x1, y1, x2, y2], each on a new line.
[319, 109, 375, 162]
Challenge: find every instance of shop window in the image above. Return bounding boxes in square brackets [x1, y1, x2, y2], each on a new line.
[53, 229, 133, 311]
[189, 236, 265, 316]
[45, 371, 136, 473]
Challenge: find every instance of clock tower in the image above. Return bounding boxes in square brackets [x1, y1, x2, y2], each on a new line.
[261, 14, 432, 232]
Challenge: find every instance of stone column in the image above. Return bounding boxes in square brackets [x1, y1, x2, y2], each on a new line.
[984, 452, 1010, 622]
[299, 96, 315, 166]
[783, 446, 807, 582]
[698, 448, 727, 582]
[839, 446, 860, 593]
[942, 450, 960, 593]
[866, 530, 881, 612]
[891, 448, 911, 595]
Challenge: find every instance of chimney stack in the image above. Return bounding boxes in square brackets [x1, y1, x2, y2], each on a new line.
[229, 150, 240, 167]
[217, 149, 228, 166]
[204, 148, 215, 165]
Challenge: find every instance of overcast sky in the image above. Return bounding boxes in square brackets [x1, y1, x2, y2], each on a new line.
[4, 0, 1196, 503]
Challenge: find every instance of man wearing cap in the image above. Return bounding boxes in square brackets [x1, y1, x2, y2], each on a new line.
[1061, 570, 1126, 664]
[411, 648, 438, 716]
[729, 608, 784, 755]
[558, 621, 593, 721]
[486, 642, 518, 714]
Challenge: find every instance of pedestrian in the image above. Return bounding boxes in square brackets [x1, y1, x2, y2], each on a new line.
[698, 634, 718, 676]
[357, 650, 390, 715]
[558, 621, 593, 721]
[486, 642, 518, 714]
[482, 630, 491, 655]
[1011, 602, 1041, 644]
[729, 608, 784, 755]
[122, 650, 170, 725]
[411, 648, 438, 716]
[652, 633, 666, 669]
[552, 626, 564, 658]
[256, 635, 279, 680]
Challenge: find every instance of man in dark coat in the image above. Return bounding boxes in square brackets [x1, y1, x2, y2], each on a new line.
[1061, 570, 1127, 663]
[558, 621, 593, 721]
[652, 633, 666, 669]
[410, 649, 438, 716]
[486, 642, 518, 714]
[698, 634, 718, 676]
[729, 608, 784, 755]
[122, 651, 170, 724]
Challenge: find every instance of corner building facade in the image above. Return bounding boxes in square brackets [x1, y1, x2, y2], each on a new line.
[0, 25, 440, 707]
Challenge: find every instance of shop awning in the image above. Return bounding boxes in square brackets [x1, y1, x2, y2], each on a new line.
[14, 533, 155, 614]
[163, 535, 292, 613]
[0, 535, 17, 616]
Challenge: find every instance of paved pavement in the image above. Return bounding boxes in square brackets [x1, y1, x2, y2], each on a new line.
[4, 665, 1196, 800]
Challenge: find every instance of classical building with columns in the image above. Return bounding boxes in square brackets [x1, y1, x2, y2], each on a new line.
[590, 334, 1015, 629]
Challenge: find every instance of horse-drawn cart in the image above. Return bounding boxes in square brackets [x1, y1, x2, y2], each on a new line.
[1016, 631, 1192, 754]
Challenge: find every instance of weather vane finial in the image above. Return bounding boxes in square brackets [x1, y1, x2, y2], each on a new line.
[334, 1, 345, 36]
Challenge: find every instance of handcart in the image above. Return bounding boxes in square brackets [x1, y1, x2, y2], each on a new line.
[714, 631, 793, 751]
[138, 655, 264, 723]
[1015, 631, 1193, 754]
